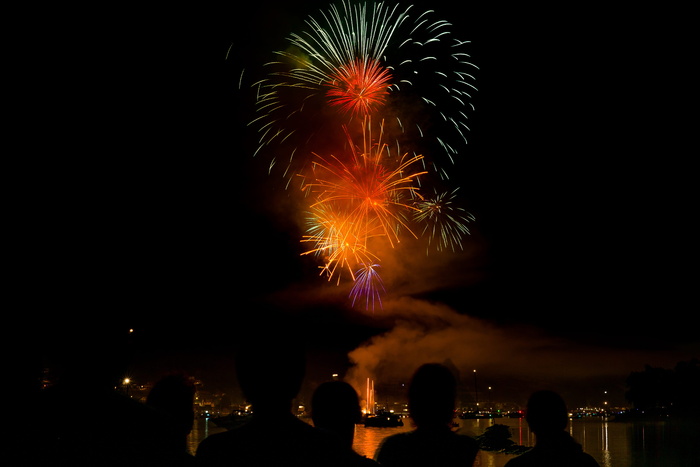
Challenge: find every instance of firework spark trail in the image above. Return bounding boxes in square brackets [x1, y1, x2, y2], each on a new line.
[300, 119, 428, 302]
[325, 58, 393, 115]
[283, 1, 409, 89]
[303, 121, 426, 246]
[413, 187, 475, 253]
[249, 1, 478, 183]
[350, 263, 385, 311]
[240, 2, 479, 308]
[300, 203, 380, 283]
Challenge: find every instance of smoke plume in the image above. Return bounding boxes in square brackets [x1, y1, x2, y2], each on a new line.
[344, 296, 690, 407]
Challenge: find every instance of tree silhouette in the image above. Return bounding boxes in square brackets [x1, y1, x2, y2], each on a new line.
[625, 359, 700, 415]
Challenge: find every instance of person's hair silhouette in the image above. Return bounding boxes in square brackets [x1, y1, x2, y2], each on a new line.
[525, 389, 568, 434]
[408, 363, 457, 429]
[233, 327, 307, 415]
[374, 363, 479, 466]
[146, 373, 196, 455]
[312, 381, 378, 466]
[196, 305, 356, 466]
[504, 390, 600, 467]
[26, 326, 193, 466]
[311, 381, 361, 449]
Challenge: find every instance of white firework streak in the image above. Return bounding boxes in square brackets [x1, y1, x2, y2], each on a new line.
[248, 1, 478, 183]
[413, 187, 475, 253]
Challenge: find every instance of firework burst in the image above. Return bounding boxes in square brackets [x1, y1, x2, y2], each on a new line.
[303, 138, 426, 246]
[326, 57, 393, 115]
[300, 203, 380, 283]
[237, 2, 480, 308]
[249, 1, 478, 183]
[350, 263, 385, 311]
[300, 119, 426, 299]
[413, 187, 475, 253]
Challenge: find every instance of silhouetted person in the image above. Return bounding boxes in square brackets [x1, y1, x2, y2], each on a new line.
[504, 390, 600, 467]
[374, 363, 479, 466]
[196, 309, 348, 466]
[311, 381, 379, 466]
[25, 327, 189, 467]
[146, 373, 196, 461]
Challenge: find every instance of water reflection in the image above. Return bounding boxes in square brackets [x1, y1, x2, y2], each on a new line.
[600, 421, 612, 467]
[352, 418, 697, 467]
[628, 419, 700, 467]
[188, 418, 226, 455]
[188, 416, 699, 466]
[353, 420, 412, 459]
[352, 418, 525, 465]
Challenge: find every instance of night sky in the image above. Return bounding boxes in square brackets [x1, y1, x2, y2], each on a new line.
[22, 2, 697, 407]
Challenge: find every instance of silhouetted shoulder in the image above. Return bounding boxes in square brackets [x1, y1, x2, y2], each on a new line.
[506, 391, 601, 467]
[375, 428, 478, 467]
[196, 413, 345, 467]
[504, 446, 600, 467]
[348, 451, 381, 467]
[33, 386, 192, 466]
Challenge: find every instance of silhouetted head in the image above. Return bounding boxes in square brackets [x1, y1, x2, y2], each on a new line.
[311, 381, 362, 447]
[234, 308, 306, 414]
[408, 363, 457, 429]
[525, 390, 569, 435]
[146, 373, 196, 438]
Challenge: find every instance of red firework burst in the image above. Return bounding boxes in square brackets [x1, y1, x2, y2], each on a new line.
[325, 58, 392, 115]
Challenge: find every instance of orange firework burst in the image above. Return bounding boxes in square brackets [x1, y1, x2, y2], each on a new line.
[300, 203, 379, 284]
[304, 122, 426, 248]
[240, 2, 480, 308]
[300, 120, 426, 292]
[325, 58, 393, 115]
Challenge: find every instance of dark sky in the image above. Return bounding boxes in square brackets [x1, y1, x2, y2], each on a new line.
[22, 2, 697, 407]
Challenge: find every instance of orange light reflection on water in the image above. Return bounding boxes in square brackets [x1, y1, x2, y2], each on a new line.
[189, 416, 660, 466]
[352, 418, 529, 466]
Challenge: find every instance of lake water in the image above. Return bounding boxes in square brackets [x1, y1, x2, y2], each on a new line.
[189, 416, 700, 466]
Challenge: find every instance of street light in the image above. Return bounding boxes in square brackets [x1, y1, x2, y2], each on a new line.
[603, 391, 608, 412]
[122, 378, 132, 397]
